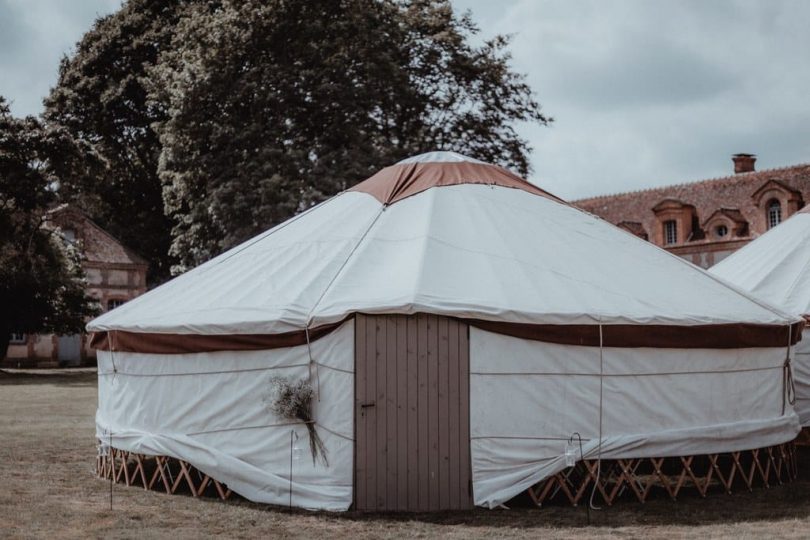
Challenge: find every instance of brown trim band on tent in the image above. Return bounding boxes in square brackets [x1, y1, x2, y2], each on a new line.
[465, 319, 805, 349]
[89, 315, 804, 354]
[89, 319, 348, 355]
[349, 161, 567, 206]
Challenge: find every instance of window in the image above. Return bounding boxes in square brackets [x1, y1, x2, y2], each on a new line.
[715, 224, 728, 238]
[663, 220, 678, 245]
[767, 200, 782, 229]
[107, 299, 126, 311]
[10, 333, 26, 344]
[62, 228, 77, 242]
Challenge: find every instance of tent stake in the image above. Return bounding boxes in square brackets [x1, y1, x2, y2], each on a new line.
[289, 429, 294, 509]
[109, 431, 113, 511]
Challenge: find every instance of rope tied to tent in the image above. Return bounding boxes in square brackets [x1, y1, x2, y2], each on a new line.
[109, 332, 119, 387]
[304, 326, 321, 401]
[783, 359, 796, 415]
[589, 322, 605, 511]
[783, 325, 796, 415]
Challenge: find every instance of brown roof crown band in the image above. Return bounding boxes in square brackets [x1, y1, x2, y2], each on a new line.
[349, 161, 567, 206]
[89, 315, 803, 355]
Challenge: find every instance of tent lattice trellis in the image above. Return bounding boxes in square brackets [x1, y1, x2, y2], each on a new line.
[526, 442, 797, 506]
[97, 441, 798, 507]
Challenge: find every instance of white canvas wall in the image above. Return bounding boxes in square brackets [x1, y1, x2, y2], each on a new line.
[794, 329, 810, 425]
[96, 320, 355, 511]
[469, 328, 800, 508]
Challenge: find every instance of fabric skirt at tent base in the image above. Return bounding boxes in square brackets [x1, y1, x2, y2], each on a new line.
[96, 441, 798, 509]
[527, 442, 798, 507]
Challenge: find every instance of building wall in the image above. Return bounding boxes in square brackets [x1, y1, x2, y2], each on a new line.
[669, 239, 750, 269]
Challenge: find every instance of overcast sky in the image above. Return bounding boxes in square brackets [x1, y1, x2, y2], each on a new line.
[1, 0, 809, 199]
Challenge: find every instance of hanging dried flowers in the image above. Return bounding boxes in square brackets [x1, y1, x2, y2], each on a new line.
[267, 377, 328, 466]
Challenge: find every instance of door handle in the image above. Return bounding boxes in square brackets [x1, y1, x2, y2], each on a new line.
[360, 401, 375, 417]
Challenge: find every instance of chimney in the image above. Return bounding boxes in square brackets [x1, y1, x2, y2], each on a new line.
[732, 153, 756, 174]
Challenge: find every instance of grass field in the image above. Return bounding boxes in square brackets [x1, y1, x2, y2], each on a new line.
[2, 369, 810, 539]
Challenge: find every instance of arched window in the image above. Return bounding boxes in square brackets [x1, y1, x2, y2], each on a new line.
[767, 199, 782, 229]
[715, 224, 728, 238]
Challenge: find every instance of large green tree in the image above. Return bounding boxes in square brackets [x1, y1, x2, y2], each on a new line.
[151, 0, 549, 271]
[47, 0, 549, 275]
[0, 98, 99, 359]
[43, 0, 194, 282]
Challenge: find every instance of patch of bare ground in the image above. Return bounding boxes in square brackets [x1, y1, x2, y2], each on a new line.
[2, 368, 810, 539]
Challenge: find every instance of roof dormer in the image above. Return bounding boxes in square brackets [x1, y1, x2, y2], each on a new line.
[702, 208, 748, 240]
[751, 179, 804, 232]
[652, 199, 701, 246]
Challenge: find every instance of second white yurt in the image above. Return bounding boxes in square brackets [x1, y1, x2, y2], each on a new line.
[712, 206, 810, 426]
[89, 152, 802, 512]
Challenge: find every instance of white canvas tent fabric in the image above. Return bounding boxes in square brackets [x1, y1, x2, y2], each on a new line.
[96, 321, 355, 511]
[90, 152, 801, 511]
[711, 208, 810, 425]
[469, 330, 795, 506]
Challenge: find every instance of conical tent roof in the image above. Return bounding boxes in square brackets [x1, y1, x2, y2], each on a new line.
[88, 152, 797, 343]
[711, 207, 810, 318]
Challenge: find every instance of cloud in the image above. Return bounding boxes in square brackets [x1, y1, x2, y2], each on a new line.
[453, 0, 810, 199]
[1, 0, 807, 202]
[0, 0, 122, 118]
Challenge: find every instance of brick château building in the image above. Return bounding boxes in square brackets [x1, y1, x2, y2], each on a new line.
[575, 154, 810, 269]
[3, 206, 147, 367]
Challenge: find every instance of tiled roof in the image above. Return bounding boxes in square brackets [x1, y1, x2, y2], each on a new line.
[47, 205, 147, 267]
[574, 163, 810, 240]
[617, 220, 648, 238]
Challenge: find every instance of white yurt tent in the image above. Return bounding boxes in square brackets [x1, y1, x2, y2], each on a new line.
[89, 152, 802, 512]
[711, 206, 810, 426]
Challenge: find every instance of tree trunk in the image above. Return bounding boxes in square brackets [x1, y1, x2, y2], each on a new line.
[0, 331, 10, 366]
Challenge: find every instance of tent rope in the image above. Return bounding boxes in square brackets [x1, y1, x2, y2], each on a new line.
[109, 332, 118, 387]
[304, 326, 321, 400]
[784, 325, 796, 415]
[589, 322, 605, 511]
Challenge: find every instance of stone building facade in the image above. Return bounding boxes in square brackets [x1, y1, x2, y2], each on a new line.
[3, 206, 147, 367]
[575, 154, 810, 269]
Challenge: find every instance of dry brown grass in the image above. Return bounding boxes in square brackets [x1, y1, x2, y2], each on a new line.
[2, 368, 810, 539]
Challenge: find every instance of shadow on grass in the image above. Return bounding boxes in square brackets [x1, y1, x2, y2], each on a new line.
[0, 368, 96, 387]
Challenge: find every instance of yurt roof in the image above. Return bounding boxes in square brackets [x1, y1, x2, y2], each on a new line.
[88, 152, 800, 350]
[711, 206, 810, 318]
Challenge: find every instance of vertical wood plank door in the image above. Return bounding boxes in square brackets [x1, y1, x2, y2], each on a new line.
[354, 313, 472, 512]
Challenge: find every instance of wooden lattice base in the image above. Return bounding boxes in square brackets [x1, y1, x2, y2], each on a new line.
[96, 447, 233, 500]
[527, 442, 798, 507]
[97, 442, 798, 508]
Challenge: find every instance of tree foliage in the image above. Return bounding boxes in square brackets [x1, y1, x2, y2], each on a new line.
[151, 0, 549, 271]
[47, 0, 549, 274]
[43, 0, 192, 282]
[0, 97, 99, 358]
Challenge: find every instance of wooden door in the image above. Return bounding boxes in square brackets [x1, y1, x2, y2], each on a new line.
[354, 313, 472, 511]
